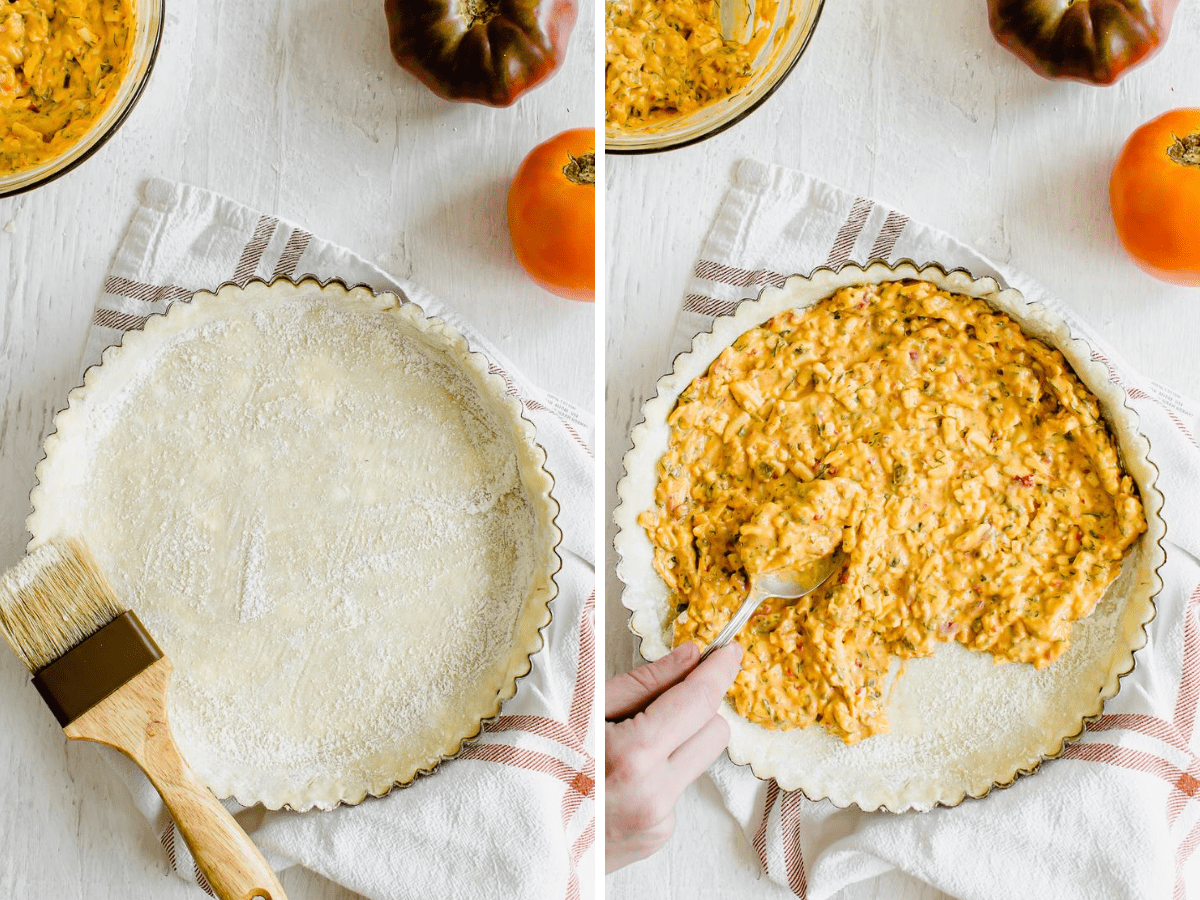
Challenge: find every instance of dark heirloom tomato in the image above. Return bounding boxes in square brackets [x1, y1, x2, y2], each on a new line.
[987, 0, 1179, 85]
[384, 0, 578, 107]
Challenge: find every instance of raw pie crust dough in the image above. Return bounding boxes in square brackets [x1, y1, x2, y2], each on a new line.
[28, 279, 559, 810]
[614, 263, 1164, 812]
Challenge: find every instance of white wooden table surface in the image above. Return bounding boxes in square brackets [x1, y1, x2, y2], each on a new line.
[605, 2, 1200, 898]
[0, 2, 595, 898]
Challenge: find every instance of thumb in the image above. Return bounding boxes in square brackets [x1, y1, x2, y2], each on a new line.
[605, 642, 700, 720]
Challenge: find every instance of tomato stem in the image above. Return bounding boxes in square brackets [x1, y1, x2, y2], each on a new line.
[462, 0, 500, 28]
[563, 151, 595, 186]
[1168, 132, 1200, 167]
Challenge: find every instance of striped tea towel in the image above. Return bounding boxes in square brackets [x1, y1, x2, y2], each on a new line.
[674, 159, 1200, 900]
[85, 177, 595, 900]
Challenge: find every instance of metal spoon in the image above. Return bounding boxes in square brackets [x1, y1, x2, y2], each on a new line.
[698, 548, 846, 663]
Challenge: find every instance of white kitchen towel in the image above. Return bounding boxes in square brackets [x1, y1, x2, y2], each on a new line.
[83, 177, 595, 900]
[673, 159, 1200, 900]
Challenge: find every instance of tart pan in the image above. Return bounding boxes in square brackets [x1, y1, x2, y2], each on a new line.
[614, 260, 1165, 812]
[27, 276, 562, 811]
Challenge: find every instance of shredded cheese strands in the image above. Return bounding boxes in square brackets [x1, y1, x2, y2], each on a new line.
[640, 280, 1147, 744]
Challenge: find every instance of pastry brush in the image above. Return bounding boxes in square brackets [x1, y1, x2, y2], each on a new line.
[0, 538, 287, 900]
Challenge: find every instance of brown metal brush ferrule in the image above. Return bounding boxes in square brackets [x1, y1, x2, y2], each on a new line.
[31, 611, 164, 727]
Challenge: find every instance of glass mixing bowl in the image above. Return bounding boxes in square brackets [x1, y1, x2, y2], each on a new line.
[605, 0, 825, 153]
[0, 0, 165, 199]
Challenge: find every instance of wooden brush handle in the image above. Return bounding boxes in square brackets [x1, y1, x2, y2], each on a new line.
[63, 658, 287, 900]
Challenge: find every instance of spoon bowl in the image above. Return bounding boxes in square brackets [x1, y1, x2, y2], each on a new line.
[698, 548, 846, 663]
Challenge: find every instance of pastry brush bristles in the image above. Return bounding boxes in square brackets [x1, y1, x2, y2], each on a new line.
[0, 538, 126, 672]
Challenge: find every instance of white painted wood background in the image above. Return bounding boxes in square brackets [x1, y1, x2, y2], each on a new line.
[0, 2, 594, 898]
[605, 2, 1200, 899]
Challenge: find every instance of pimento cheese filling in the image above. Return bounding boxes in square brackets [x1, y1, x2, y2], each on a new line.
[0, 0, 134, 177]
[640, 280, 1147, 744]
[605, 0, 771, 129]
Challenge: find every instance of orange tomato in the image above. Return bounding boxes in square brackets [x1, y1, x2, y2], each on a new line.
[1109, 108, 1200, 286]
[507, 128, 595, 302]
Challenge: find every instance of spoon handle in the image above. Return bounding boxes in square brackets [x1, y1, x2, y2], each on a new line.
[698, 588, 764, 664]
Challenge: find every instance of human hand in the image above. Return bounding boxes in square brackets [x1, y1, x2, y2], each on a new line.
[604, 641, 743, 872]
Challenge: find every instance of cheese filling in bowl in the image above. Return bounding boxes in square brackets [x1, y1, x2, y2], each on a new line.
[605, 0, 768, 129]
[604, 0, 824, 152]
[0, 0, 161, 196]
[0, 0, 134, 176]
[615, 262, 1164, 811]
